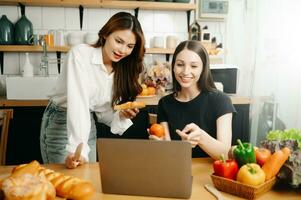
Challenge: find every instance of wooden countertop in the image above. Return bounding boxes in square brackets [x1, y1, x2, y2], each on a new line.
[137, 94, 251, 105]
[0, 158, 299, 200]
[0, 95, 251, 107]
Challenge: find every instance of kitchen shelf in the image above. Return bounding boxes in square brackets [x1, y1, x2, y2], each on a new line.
[0, 45, 69, 52]
[0, 45, 174, 54]
[0, 45, 223, 63]
[101, 1, 196, 11]
[0, 0, 196, 11]
[146, 48, 174, 54]
[0, 0, 101, 8]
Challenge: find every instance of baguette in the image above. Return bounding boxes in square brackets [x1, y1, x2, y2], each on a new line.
[114, 101, 146, 110]
[1, 173, 56, 200]
[11, 161, 95, 200]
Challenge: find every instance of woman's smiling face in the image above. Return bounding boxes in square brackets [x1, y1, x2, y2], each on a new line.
[103, 29, 136, 62]
[173, 49, 203, 90]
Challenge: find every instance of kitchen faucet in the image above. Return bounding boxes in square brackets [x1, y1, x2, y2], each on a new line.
[39, 36, 49, 76]
[39, 35, 63, 76]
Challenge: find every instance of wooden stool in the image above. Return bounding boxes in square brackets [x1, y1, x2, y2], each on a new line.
[0, 109, 13, 165]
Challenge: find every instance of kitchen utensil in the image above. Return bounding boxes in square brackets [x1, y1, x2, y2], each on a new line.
[204, 184, 225, 200]
[74, 142, 83, 161]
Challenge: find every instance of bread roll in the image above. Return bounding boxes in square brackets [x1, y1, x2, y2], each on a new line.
[39, 168, 95, 200]
[11, 160, 40, 177]
[2, 173, 56, 200]
[114, 101, 146, 110]
[9, 161, 95, 200]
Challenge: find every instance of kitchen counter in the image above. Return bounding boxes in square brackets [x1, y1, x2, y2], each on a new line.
[0, 158, 299, 200]
[0, 95, 251, 107]
[137, 94, 251, 105]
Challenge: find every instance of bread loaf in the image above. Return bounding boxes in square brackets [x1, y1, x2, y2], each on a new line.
[10, 161, 95, 200]
[114, 101, 146, 110]
[39, 168, 95, 200]
[2, 173, 56, 200]
[11, 160, 40, 178]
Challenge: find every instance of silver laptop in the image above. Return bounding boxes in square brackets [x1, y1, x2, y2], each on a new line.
[97, 138, 192, 199]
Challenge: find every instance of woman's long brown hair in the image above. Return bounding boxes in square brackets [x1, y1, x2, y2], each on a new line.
[93, 12, 145, 106]
[171, 40, 216, 93]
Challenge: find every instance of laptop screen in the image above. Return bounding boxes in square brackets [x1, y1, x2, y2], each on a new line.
[97, 138, 192, 199]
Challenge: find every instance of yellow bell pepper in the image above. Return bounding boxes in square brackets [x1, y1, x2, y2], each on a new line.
[236, 163, 265, 186]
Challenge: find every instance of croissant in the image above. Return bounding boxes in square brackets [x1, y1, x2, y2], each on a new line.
[10, 161, 95, 200]
[114, 101, 146, 110]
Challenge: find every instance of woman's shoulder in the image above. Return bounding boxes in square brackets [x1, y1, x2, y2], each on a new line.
[69, 44, 94, 55]
[205, 90, 231, 103]
[158, 92, 175, 104]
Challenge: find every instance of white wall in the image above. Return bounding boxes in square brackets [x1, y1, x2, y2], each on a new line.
[0, 3, 228, 92]
[0, 4, 227, 69]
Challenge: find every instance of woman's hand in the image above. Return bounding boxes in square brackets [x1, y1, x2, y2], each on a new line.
[65, 153, 85, 169]
[119, 108, 139, 119]
[147, 128, 164, 141]
[176, 123, 204, 148]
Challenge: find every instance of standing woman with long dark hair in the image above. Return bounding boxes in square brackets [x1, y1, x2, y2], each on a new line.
[40, 12, 145, 168]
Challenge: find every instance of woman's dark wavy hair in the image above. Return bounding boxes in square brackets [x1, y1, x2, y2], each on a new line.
[171, 40, 216, 94]
[92, 12, 145, 106]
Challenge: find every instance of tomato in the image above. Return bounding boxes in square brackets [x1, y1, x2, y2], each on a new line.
[254, 147, 271, 166]
[149, 123, 165, 137]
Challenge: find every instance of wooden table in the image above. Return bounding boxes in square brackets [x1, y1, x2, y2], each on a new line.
[0, 158, 299, 200]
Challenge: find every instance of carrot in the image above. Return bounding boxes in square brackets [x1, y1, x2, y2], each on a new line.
[262, 147, 291, 180]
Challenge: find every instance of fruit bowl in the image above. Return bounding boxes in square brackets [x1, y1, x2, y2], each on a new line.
[211, 174, 276, 199]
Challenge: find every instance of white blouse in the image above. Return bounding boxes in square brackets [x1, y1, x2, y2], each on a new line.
[48, 44, 133, 161]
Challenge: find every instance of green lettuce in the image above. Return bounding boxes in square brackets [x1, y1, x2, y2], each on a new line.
[266, 129, 301, 149]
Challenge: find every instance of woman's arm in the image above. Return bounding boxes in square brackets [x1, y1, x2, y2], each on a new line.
[161, 122, 171, 141]
[176, 113, 233, 160]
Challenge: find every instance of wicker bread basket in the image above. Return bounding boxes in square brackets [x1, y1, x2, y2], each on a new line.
[211, 174, 276, 199]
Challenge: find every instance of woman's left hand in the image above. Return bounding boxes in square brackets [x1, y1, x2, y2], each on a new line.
[65, 153, 85, 169]
[119, 108, 139, 119]
[176, 123, 204, 148]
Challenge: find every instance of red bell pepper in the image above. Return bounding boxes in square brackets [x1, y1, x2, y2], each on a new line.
[213, 155, 239, 180]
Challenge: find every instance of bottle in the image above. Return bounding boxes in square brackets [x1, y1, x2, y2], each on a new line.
[22, 53, 34, 77]
[14, 15, 33, 45]
[0, 15, 14, 45]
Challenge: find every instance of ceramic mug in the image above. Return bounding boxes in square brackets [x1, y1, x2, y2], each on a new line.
[153, 36, 164, 48]
[84, 33, 98, 45]
[67, 32, 84, 46]
[166, 36, 177, 49]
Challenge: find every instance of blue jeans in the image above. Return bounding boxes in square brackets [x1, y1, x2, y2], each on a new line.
[40, 101, 96, 164]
